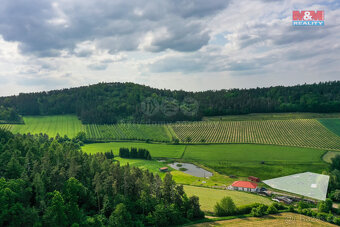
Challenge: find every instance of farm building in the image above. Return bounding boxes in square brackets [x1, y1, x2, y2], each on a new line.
[159, 167, 168, 172]
[228, 181, 259, 192]
[248, 176, 260, 182]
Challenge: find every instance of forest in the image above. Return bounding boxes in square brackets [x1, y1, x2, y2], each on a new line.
[0, 81, 339, 124]
[0, 129, 204, 226]
[0, 106, 22, 123]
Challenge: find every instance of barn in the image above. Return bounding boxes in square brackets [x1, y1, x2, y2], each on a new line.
[248, 176, 260, 182]
[229, 181, 259, 192]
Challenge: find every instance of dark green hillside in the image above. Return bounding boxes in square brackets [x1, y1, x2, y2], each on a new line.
[0, 81, 339, 124]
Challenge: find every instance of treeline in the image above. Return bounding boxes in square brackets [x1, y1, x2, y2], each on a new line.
[0, 81, 339, 124]
[328, 155, 340, 203]
[213, 195, 340, 225]
[0, 105, 22, 123]
[119, 147, 152, 160]
[0, 129, 204, 226]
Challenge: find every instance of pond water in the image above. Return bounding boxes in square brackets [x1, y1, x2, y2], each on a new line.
[168, 162, 213, 178]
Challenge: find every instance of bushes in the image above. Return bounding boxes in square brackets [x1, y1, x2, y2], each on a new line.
[267, 204, 278, 214]
[214, 196, 237, 216]
[214, 199, 283, 217]
[237, 203, 262, 215]
[250, 204, 268, 217]
[334, 217, 340, 225]
[318, 199, 333, 213]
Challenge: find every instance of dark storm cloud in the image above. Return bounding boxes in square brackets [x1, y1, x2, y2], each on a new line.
[0, 0, 230, 57]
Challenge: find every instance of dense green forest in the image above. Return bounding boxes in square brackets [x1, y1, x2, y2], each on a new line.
[0, 129, 204, 226]
[0, 81, 339, 124]
[0, 106, 22, 124]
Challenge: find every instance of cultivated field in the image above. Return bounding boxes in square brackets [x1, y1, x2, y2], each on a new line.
[169, 119, 340, 150]
[83, 142, 185, 158]
[0, 124, 12, 131]
[85, 123, 171, 142]
[319, 118, 340, 136]
[183, 144, 327, 179]
[10, 115, 84, 138]
[183, 185, 272, 212]
[203, 112, 340, 121]
[190, 213, 337, 227]
[3, 115, 340, 152]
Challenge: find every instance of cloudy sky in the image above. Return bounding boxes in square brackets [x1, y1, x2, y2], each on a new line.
[0, 0, 339, 96]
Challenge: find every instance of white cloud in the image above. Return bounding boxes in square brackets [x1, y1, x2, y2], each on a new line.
[0, 0, 339, 96]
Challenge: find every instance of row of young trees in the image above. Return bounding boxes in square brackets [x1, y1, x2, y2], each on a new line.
[119, 147, 152, 160]
[0, 129, 204, 226]
[0, 81, 339, 124]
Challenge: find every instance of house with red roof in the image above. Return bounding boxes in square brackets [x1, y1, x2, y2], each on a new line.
[229, 181, 259, 192]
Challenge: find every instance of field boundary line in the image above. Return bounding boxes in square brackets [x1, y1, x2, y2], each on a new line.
[180, 145, 188, 159]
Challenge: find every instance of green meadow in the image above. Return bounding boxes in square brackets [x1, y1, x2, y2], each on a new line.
[83, 142, 186, 158]
[183, 185, 272, 212]
[183, 144, 328, 179]
[10, 115, 84, 138]
[83, 142, 328, 180]
[319, 118, 340, 136]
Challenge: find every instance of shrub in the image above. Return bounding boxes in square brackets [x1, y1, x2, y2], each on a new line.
[333, 217, 340, 225]
[267, 204, 278, 214]
[316, 212, 327, 221]
[179, 167, 188, 171]
[331, 190, 340, 202]
[272, 202, 285, 210]
[250, 204, 268, 217]
[288, 205, 295, 212]
[326, 212, 334, 223]
[214, 196, 236, 216]
[237, 203, 262, 215]
[318, 199, 333, 213]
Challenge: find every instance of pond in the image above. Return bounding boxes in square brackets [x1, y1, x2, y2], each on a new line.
[168, 162, 213, 178]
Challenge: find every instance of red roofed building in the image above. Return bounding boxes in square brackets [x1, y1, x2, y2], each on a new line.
[229, 181, 259, 192]
[248, 176, 260, 182]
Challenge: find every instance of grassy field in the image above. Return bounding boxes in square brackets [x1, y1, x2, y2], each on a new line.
[190, 213, 336, 226]
[9, 115, 84, 138]
[85, 123, 171, 142]
[323, 151, 340, 163]
[183, 144, 328, 179]
[183, 185, 272, 212]
[203, 112, 340, 121]
[82, 142, 185, 158]
[83, 142, 328, 180]
[319, 118, 340, 136]
[169, 119, 340, 150]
